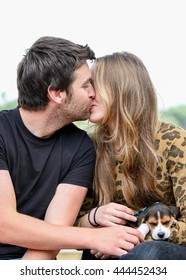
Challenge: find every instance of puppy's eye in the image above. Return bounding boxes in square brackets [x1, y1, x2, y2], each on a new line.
[149, 222, 157, 226]
[163, 221, 170, 225]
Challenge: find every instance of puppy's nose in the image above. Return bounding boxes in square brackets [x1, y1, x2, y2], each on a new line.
[158, 231, 165, 239]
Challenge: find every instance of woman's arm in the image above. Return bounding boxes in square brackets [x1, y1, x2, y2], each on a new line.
[78, 202, 137, 228]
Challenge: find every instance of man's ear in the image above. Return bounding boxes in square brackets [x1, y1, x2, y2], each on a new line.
[47, 87, 66, 104]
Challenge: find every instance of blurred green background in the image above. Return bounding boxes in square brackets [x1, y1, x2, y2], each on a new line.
[1, 99, 186, 130]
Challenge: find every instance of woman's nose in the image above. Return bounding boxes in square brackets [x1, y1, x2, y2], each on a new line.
[89, 84, 96, 99]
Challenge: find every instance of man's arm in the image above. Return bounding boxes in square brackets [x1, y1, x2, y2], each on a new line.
[22, 183, 88, 259]
[0, 170, 144, 258]
[0, 170, 88, 251]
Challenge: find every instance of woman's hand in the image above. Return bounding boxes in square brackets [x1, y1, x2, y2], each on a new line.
[93, 202, 137, 227]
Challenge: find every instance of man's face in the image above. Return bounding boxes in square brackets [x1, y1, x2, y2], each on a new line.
[61, 63, 95, 122]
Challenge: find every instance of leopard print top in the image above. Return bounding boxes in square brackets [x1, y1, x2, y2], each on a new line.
[76, 122, 186, 245]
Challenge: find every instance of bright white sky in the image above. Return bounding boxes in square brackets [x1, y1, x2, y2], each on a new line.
[0, 0, 185, 110]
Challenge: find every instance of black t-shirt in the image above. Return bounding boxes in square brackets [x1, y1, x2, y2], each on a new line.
[0, 107, 96, 259]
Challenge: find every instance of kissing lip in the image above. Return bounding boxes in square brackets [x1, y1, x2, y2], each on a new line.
[89, 104, 96, 112]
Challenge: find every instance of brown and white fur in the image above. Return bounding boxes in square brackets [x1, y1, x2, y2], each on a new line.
[137, 203, 180, 240]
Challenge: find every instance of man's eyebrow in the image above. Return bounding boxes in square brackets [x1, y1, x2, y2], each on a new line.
[82, 77, 92, 85]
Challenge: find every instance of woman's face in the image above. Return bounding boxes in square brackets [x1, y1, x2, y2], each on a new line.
[89, 86, 107, 124]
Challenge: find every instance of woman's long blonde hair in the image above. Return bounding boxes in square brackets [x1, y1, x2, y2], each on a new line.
[90, 52, 161, 208]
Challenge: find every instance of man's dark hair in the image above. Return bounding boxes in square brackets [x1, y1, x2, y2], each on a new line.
[17, 36, 95, 110]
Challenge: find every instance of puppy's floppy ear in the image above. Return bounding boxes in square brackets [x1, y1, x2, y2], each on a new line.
[169, 206, 180, 219]
[136, 212, 146, 227]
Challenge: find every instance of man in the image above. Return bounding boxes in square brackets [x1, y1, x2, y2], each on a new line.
[0, 36, 143, 259]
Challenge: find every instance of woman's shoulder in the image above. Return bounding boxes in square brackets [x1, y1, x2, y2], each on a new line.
[156, 121, 186, 151]
[157, 121, 186, 138]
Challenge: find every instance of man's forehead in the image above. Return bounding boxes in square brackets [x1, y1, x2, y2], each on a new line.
[74, 64, 91, 79]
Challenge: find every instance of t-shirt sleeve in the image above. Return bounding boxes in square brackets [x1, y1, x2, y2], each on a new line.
[60, 132, 96, 189]
[0, 134, 8, 170]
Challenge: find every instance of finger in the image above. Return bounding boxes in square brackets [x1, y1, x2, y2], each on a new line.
[95, 252, 103, 259]
[91, 250, 109, 259]
[113, 247, 128, 257]
[123, 234, 141, 246]
[104, 213, 136, 226]
[105, 216, 128, 226]
[104, 205, 137, 223]
[125, 226, 145, 241]
[113, 203, 135, 215]
[90, 250, 97, 255]
[100, 254, 111, 260]
[114, 209, 137, 223]
[122, 213, 137, 222]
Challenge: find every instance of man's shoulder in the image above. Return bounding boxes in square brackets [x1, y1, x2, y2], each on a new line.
[0, 108, 17, 120]
[0, 108, 18, 130]
[60, 122, 94, 148]
[63, 122, 86, 133]
[62, 123, 92, 140]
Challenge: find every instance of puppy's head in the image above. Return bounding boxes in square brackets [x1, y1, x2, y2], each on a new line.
[137, 203, 180, 240]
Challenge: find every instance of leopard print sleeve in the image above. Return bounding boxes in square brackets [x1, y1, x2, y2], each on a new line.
[74, 188, 97, 226]
[156, 122, 186, 245]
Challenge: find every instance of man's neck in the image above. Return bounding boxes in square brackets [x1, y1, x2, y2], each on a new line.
[19, 107, 67, 138]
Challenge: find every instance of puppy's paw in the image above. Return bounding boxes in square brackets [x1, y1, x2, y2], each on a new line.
[171, 219, 178, 227]
[138, 223, 149, 237]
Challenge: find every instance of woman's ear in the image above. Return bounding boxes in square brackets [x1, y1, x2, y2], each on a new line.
[47, 87, 66, 104]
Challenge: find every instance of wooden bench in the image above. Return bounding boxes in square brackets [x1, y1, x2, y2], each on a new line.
[57, 249, 82, 260]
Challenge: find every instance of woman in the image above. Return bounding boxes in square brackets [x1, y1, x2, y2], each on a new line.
[77, 52, 186, 259]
